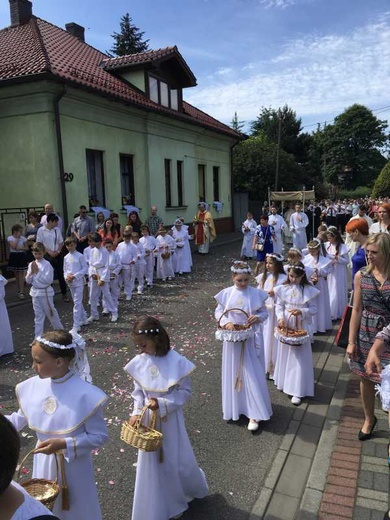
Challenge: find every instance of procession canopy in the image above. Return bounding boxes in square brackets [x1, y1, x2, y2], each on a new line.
[269, 190, 315, 202]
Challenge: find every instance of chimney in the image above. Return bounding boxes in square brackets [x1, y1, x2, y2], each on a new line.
[65, 22, 85, 42]
[9, 0, 32, 27]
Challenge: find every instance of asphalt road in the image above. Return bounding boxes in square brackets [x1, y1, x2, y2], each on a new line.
[0, 242, 295, 520]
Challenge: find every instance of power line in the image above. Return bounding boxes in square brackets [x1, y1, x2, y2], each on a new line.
[301, 104, 390, 130]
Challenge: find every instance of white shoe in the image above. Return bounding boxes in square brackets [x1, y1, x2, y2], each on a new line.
[162, 278, 166, 282]
[101, 309, 109, 315]
[168, 277, 173, 281]
[111, 314, 118, 323]
[86, 316, 99, 323]
[81, 319, 90, 326]
[137, 288, 143, 294]
[247, 420, 259, 431]
[126, 295, 132, 301]
[291, 396, 301, 406]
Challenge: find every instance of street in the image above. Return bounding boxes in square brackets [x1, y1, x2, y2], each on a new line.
[1, 242, 297, 520]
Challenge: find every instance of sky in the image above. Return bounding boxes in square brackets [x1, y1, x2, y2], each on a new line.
[1, 0, 390, 133]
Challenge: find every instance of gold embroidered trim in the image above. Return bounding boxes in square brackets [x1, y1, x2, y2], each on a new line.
[130, 366, 195, 393]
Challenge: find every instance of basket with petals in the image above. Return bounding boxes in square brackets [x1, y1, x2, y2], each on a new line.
[17, 449, 60, 511]
[121, 406, 163, 452]
[161, 251, 170, 259]
[274, 314, 309, 346]
[215, 308, 254, 342]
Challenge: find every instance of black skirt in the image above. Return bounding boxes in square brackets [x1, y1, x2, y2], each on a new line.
[7, 251, 28, 271]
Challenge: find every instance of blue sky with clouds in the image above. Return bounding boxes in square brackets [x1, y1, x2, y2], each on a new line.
[1, 0, 390, 132]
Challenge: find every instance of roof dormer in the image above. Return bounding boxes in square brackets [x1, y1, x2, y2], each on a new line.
[100, 46, 197, 111]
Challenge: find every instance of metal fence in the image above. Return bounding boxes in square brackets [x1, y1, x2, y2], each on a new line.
[0, 207, 44, 264]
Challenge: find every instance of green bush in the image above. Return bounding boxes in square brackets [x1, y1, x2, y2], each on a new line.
[337, 186, 372, 199]
[371, 161, 390, 198]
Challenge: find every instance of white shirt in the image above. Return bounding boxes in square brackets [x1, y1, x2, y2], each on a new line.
[36, 225, 63, 253]
[64, 251, 88, 286]
[25, 258, 54, 296]
[89, 246, 110, 281]
[116, 241, 138, 268]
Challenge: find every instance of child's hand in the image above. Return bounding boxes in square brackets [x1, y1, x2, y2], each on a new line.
[147, 398, 159, 411]
[277, 319, 285, 327]
[35, 438, 66, 455]
[129, 415, 140, 427]
[290, 309, 302, 316]
[247, 315, 259, 326]
[268, 290, 274, 297]
[31, 261, 39, 275]
[224, 322, 235, 331]
[97, 279, 104, 286]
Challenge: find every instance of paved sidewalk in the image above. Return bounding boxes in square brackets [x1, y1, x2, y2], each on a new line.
[250, 328, 389, 520]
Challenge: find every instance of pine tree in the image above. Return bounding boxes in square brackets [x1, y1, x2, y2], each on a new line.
[231, 111, 245, 133]
[108, 13, 149, 57]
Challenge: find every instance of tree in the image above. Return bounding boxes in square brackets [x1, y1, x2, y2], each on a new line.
[372, 161, 390, 198]
[231, 112, 245, 133]
[232, 135, 302, 198]
[108, 13, 149, 57]
[250, 104, 308, 162]
[318, 104, 388, 188]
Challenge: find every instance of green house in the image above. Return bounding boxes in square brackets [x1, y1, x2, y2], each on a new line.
[0, 0, 241, 253]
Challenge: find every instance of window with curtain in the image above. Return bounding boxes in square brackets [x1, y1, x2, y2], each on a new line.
[165, 159, 172, 207]
[120, 154, 135, 205]
[86, 149, 105, 208]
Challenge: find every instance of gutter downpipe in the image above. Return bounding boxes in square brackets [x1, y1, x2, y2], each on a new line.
[53, 86, 68, 230]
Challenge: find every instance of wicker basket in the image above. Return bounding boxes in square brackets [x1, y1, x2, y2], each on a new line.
[161, 251, 170, 259]
[121, 406, 163, 452]
[274, 314, 309, 346]
[215, 308, 254, 342]
[17, 449, 60, 511]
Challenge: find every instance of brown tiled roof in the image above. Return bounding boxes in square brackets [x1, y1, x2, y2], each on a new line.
[102, 46, 177, 68]
[0, 17, 240, 139]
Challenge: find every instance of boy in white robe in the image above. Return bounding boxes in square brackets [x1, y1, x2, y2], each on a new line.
[25, 242, 63, 339]
[64, 236, 88, 333]
[0, 273, 14, 356]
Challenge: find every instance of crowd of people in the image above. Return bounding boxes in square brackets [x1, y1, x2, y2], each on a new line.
[1, 196, 390, 520]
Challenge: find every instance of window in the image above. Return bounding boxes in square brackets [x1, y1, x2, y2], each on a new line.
[149, 77, 158, 103]
[86, 149, 105, 208]
[148, 74, 181, 111]
[213, 166, 220, 201]
[120, 154, 135, 206]
[198, 164, 206, 201]
[165, 159, 172, 207]
[160, 81, 169, 107]
[177, 161, 184, 207]
[171, 89, 178, 110]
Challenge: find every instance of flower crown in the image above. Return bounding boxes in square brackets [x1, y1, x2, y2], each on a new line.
[137, 328, 160, 334]
[288, 247, 302, 255]
[287, 264, 305, 272]
[308, 238, 321, 248]
[36, 336, 75, 350]
[266, 253, 284, 262]
[231, 261, 252, 274]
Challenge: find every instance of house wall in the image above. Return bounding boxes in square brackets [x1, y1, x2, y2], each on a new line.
[121, 70, 146, 92]
[0, 80, 235, 233]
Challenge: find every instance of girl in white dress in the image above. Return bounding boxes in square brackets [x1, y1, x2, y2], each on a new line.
[0, 273, 14, 357]
[241, 212, 257, 259]
[171, 219, 192, 274]
[140, 226, 159, 287]
[325, 226, 349, 320]
[124, 316, 208, 520]
[256, 254, 287, 378]
[303, 239, 333, 333]
[214, 261, 272, 431]
[6, 330, 108, 520]
[156, 227, 176, 281]
[273, 262, 320, 406]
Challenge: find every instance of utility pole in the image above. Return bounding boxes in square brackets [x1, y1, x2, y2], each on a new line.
[275, 110, 282, 191]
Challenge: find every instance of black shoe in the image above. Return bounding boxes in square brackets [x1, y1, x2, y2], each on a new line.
[358, 416, 377, 441]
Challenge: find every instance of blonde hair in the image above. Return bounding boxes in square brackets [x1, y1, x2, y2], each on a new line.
[365, 233, 390, 280]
